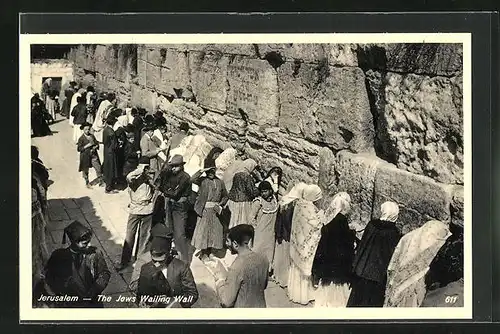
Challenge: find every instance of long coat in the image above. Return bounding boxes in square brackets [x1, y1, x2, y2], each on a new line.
[137, 257, 199, 308]
[102, 126, 118, 185]
[76, 133, 100, 172]
[311, 213, 356, 285]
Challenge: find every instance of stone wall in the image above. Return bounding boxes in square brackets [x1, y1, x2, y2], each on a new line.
[67, 43, 464, 232]
[31, 59, 74, 98]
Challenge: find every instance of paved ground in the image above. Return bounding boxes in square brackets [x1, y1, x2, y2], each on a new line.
[32, 118, 308, 308]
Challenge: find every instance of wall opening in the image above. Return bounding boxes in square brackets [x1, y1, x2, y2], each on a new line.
[42, 77, 63, 95]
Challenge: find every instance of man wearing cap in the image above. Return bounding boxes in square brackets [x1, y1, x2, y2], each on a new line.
[156, 154, 193, 264]
[123, 124, 141, 177]
[212, 224, 269, 308]
[115, 157, 156, 271]
[135, 224, 198, 308]
[40, 220, 111, 308]
[102, 115, 119, 194]
[76, 122, 103, 188]
[140, 123, 169, 181]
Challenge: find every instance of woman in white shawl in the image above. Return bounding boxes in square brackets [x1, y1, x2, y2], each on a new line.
[69, 88, 85, 127]
[272, 182, 308, 288]
[215, 148, 238, 181]
[287, 184, 324, 305]
[92, 93, 115, 143]
[384, 220, 451, 308]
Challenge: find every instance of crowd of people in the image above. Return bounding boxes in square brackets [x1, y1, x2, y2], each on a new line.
[31, 80, 464, 309]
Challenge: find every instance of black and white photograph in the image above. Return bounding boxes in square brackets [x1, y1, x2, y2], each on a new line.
[21, 33, 471, 320]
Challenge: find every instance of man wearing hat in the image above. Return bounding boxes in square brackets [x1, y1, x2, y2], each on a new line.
[71, 95, 89, 143]
[135, 224, 198, 308]
[102, 115, 119, 194]
[76, 122, 103, 188]
[140, 122, 169, 181]
[40, 220, 111, 308]
[122, 124, 141, 177]
[156, 154, 193, 264]
[115, 157, 155, 271]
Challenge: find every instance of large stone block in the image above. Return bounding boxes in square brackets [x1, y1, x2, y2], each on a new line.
[358, 43, 463, 77]
[131, 84, 157, 111]
[317, 147, 336, 193]
[226, 56, 280, 127]
[373, 162, 453, 234]
[136, 59, 147, 87]
[382, 72, 463, 184]
[278, 62, 374, 152]
[187, 44, 257, 57]
[451, 186, 464, 227]
[94, 45, 108, 74]
[257, 44, 326, 63]
[156, 50, 190, 96]
[145, 62, 161, 90]
[189, 51, 229, 113]
[325, 44, 359, 66]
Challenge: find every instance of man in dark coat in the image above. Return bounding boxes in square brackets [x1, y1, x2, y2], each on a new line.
[156, 155, 192, 264]
[39, 220, 111, 308]
[347, 201, 402, 307]
[76, 122, 103, 188]
[102, 115, 119, 194]
[136, 228, 198, 308]
[132, 108, 147, 144]
[31, 94, 52, 137]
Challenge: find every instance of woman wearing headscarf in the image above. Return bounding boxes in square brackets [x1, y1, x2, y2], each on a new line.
[421, 219, 464, 307]
[263, 167, 283, 198]
[69, 88, 85, 127]
[272, 182, 308, 288]
[190, 165, 229, 262]
[31, 94, 52, 137]
[215, 147, 238, 181]
[384, 220, 451, 308]
[347, 201, 402, 307]
[204, 147, 224, 170]
[249, 181, 279, 269]
[226, 159, 260, 229]
[92, 93, 116, 143]
[288, 184, 324, 305]
[312, 192, 356, 308]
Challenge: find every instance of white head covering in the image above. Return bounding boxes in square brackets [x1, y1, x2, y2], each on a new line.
[302, 184, 323, 202]
[241, 159, 257, 173]
[380, 201, 399, 222]
[113, 114, 129, 130]
[323, 192, 351, 224]
[281, 182, 308, 206]
[215, 148, 238, 171]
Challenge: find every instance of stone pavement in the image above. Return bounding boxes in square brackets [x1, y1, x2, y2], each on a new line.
[32, 118, 309, 308]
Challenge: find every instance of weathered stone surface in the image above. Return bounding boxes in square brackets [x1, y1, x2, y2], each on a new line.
[278, 62, 374, 152]
[257, 44, 326, 64]
[451, 186, 464, 227]
[94, 45, 109, 75]
[317, 147, 336, 194]
[334, 152, 382, 231]
[157, 50, 191, 96]
[373, 161, 453, 234]
[382, 72, 463, 184]
[226, 56, 279, 127]
[189, 51, 229, 113]
[136, 59, 147, 87]
[358, 43, 463, 76]
[326, 44, 359, 66]
[187, 44, 257, 57]
[130, 84, 157, 111]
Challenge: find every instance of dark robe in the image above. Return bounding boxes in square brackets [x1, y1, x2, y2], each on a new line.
[115, 127, 127, 177]
[42, 247, 111, 307]
[77, 134, 100, 172]
[275, 200, 297, 243]
[71, 104, 88, 125]
[102, 126, 118, 185]
[62, 88, 74, 117]
[347, 219, 401, 307]
[122, 140, 139, 177]
[31, 97, 51, 137]
[137, 257, 198, 308]
[312, 213, 356, 286]
[132, 116, 144, 144]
